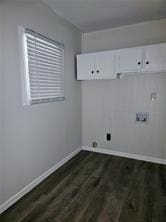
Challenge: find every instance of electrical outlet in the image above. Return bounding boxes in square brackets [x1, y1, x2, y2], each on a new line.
[92, 142, 98, 148]
[151, 92, 157, 101]
[106, 133, 111, 141]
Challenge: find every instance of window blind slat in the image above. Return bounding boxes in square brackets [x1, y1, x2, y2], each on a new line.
[29, 91, 63, 95]
[31, 93, 63, 98]
[29, 69, 62, 75]
[27, 51, 62, 64]
[27, 47, 62, 59]
[30, 82, 63, 88]
[26, 35, 63, 51]
[27, 45, 63, 58]
[30, 75, 61, 81]
[29, 67, 62, 75]
[26, 39, 63, 55]
[31, 91, 63, 95]
[28, 58, 62, 68]
[28, 60, 63, 71]
[32, 92, 61, 94]
[30, 88, 63, 92]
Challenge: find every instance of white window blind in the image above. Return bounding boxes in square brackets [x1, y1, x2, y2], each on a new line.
[24, 29, 64, 105]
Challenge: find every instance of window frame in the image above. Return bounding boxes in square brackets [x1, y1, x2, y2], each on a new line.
[18, 26, 65, 106]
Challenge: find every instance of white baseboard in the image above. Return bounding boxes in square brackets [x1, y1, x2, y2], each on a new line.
[82, 146, 166, 165]
[0, 147, 81, 214]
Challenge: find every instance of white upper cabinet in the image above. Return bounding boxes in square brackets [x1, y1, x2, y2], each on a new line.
[95, 51, 115, 79]
[77, 51, 115, 80]
[77, 53, 95, 80]
[116, 47, 143, 73]
[143, 43, 166, 71]
[77, 43, 166, 80]
[116, 43, 166, 74]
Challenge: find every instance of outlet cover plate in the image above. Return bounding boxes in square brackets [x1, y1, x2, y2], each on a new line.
[136, 112, 149, 123]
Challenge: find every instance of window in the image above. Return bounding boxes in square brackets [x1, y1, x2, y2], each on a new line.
[22, 28, 64, 105]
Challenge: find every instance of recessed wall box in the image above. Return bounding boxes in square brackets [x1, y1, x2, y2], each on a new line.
[136, 112, 149, 123]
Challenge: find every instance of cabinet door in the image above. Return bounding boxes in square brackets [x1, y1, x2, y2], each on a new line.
[116, 47, 143, 73]
[95, 51, 116, 79]
[77, 54, 95, 80]
[144, 44, 166, 71]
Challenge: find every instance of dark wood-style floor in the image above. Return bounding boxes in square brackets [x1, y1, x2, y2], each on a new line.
[1, 151, 166, 222]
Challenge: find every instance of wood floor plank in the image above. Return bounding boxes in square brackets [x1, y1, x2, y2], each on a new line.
[96, 158, 142, 222]
[1, 151, 166, 222]
[56, 155, 113, 222]
[151, 164, 166, 222]
[31, 153, 108, 222]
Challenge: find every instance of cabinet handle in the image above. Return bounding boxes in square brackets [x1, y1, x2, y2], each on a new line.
[137, 62, 141, 65]
[146, 61, 149, 65]
[96, 70, 99, 73]
[91, 71, 94, 74]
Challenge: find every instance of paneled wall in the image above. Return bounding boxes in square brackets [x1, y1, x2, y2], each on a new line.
[82, 19, 166, 159]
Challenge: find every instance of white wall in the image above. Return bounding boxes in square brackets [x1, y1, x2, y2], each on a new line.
[0, 4, 4, 205]
[82, 19, 166, 53]
[0, 1, 81, 205]
[82, 19, 166, 159]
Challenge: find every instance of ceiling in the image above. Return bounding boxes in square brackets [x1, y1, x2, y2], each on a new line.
[43, 0, 166, 32]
